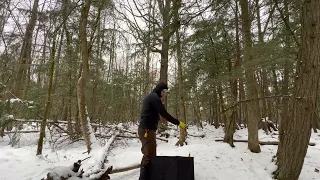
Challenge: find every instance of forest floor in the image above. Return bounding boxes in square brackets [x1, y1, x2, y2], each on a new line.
[0, 124, 320, 180]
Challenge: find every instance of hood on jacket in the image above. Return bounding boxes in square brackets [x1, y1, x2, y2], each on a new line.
[153, 82, 168, 97]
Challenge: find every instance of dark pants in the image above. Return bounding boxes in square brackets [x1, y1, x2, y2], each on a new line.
[138, 127, 157, 165]
[138, 127, 156, 180]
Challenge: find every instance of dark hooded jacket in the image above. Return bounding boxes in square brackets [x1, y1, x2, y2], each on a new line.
[139, 82, 180, 130]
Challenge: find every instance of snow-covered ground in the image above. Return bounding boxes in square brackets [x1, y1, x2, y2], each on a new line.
[0, 125, 320, 180]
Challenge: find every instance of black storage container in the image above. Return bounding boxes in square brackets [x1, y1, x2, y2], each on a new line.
[148, 156, 195, 180]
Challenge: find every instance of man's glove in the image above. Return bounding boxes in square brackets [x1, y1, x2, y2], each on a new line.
[179, 121, 187, 129]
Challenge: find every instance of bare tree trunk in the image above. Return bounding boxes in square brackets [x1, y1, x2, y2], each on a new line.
[13, 0, 39, 97]
[89, 6, 103, 122]
[143, 0, 152, 96]
[240, 0, 261, 153]
[217, 84, 227, 125]
[63, 0, 74, 138]
[38, 28, 47, 86]
[174, 0, 186, 146]
[255, 0, 273, 122]
[106, 24, 115, 84]
[77, 0, 95, 153]
[213, 86, 220, 128]
[36, 35, 57, 155]
[224, 0, 241, 147]
[234, 0, 243, 127]
[158, 1, 171, 130]
[239, 79, 247, 127]
[277, 0, 290, 163]
[271, 67, 280, 127]
[276, 1, 320, 179]
[157, 0, 179, 129]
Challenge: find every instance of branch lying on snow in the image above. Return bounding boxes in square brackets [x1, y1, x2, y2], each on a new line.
[4, 130, 39, 134]
[10, 119, 205, 139]
[188, 133, 205, 138]
[110, 164, 140, 174]
[3, 130, 169, 143]
[95, 134, 169, 142]
[43, 131, 120, 180]
[84, 131, 119, 178]
[12, 119, 129, 130]
[42, 164, 113, 180]
[11, 119, 136, 134]
[215, 139, 316, 146]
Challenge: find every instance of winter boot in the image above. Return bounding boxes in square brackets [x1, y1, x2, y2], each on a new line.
[138, 163, 149, 180]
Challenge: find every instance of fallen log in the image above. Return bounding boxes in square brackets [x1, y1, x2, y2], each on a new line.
[4, 130, 39, 134]
[188, 133, 205, 138]
[215, 139, 316, 146]
[12, 119, 124, 129]
[11, 119, 136, 135]
[110, 164, 140, 174]
[95, 134, 168, 142]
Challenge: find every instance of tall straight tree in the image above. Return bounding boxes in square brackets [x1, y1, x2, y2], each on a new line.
[173, 0, 187, 146]
[255, 0, 273, 121]
[157, 0, 176, 83]
[276, 0, 320, 179]
[36, 33, 57, 155]
[239, 0, 261, 153]
[77, 0, 96, 153]
[153, 0, 179, 130]
[143, 0, 153, 96]
[277, 0, 291, 163]
[224, 0, 241, 147]
[14, 0, 39, 98]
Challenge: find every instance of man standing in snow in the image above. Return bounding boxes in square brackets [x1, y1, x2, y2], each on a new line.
[138, 82, 186, 180]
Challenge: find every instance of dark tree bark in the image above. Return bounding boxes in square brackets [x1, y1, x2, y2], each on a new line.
[223, 0, 241, 147]
[174, 0, 187, 147]
[277, 0, 291, 164]
[213, 86, 220, 128]
[37, 35, 57, 155]
[77, 0, 95, 153]
[14, 0, 39, 97]
[276, 1, 320, 179]
[240, 0, 261, 153]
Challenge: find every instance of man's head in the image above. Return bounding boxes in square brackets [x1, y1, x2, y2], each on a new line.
[161, 88, 168, 97]
[153, 82, 168, 97]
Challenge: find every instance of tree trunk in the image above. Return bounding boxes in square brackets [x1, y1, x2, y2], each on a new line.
[224, 55, 236, 147]
[77, 0, 95, 153]
[240, 0, 261, 153]
[158, 6, 170, 130]
[217, 84, 227, 126]
[234, 0, 243, 127]
[14, 0, 39, 97]
[239, 78, 247, 127]
[157, 0, 178, 129]
[277, 1, 320, 179]
[36, 35, 57, 155]
[277, 0, 291, 164]
[63, 0, 74, 138]
[213, 86, 220, 128]
[174, 0, 186, 146]
[143, 0, 152, 96]
[224, 0, 241, 147]
[255, 0, 273, 122]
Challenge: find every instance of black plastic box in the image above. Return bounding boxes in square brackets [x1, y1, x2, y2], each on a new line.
[149, 156, 195, 180]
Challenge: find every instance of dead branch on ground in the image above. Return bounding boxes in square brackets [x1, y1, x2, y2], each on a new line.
[95, 134, 169, 142]
[215, 139, 316, 146]
[110, 164, 140, 174]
